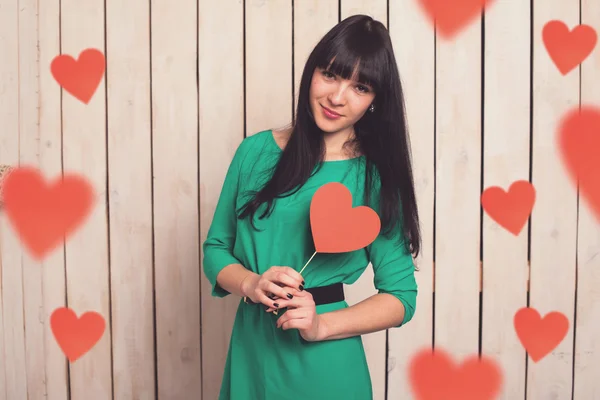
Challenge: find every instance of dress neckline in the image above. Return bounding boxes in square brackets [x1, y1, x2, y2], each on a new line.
[267, 129, 365, 164]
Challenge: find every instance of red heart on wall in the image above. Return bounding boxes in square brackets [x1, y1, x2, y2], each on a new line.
[481, 180, 535, 235]
[558, 106, 600, 221]
[51, 307, 106, 362]
[514, 307, 569, 362]
[2, 166, 95, 260]
[416, 0, 496, 39]
[310, 182, 380, 253]
[51, 48, 105, 104]
[542, 20, 597, 75]
[409, 347, 503, 400]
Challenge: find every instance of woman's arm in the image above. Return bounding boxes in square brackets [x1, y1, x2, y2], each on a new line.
[317, 293, 405, 341]
[215, 263, 259, 298]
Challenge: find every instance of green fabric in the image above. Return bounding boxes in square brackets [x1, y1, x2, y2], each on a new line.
[202, 129, 418, 400]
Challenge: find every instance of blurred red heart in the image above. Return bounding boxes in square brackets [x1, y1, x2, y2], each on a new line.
[417, 0, 495, 39]
[310, 182, 380, 253]
[558, 106, 600, 221]
[3, 166, 95, 260]
[409, 347, 503, 400]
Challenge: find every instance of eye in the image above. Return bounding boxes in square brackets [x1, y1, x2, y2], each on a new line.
[322, 70, 335, 79]
[356, 84, 370, 93]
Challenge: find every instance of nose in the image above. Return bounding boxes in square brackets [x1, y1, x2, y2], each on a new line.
[327, 83, 347, 106]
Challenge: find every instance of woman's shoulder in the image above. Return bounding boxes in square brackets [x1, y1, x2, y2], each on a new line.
[233, 128, 282, 173]
[238, 128, 284, 153]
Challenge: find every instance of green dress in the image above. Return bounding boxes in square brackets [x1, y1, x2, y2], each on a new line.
[202, 129, 418, 400]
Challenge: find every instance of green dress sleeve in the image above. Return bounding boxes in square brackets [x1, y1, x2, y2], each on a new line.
[366, 180, 418, 327]
[202, 138, 252, 298]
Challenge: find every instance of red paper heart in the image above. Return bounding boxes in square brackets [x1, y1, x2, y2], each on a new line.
[3, 166, 95, 260]
[481, 180, 535, 235]
[514, 307, 569, 362]
[50, 307, 106, 362]
[543, 20, 597, 75]
[50, 48, 105, 104]
[558, 106, 600, 221]
[417, 0, 495, 39]
[310, 182, 380, 253]
[409, 347, 503, 400]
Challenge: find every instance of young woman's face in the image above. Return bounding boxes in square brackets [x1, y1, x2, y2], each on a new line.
[309, 66, 376, 135]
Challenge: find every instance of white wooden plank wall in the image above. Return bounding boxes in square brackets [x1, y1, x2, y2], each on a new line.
[433, 0, 482, 367]
[1, 0, 32, 398]
[528, 0, 579, 398]
[0, 0, 599, 399]
[574, 0, 600, 399]
[61, 0, 114, 398]
[482, 1, 530, 398]
[152, 0, 202, 398]
[19, 1, 69, 399]
[198, 0, 245, 398]
[387, 0, 435, 397]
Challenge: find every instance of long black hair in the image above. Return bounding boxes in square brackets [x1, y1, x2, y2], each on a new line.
[238, 14, 422, 258]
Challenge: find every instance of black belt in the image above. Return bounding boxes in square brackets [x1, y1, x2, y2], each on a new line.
[244, 282, 344, 307]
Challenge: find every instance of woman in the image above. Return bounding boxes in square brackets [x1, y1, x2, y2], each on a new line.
[202, 14, 421, 400]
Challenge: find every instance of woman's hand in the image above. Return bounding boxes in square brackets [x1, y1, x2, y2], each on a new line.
[275, 289, 327, 342]
[241, 266, 304, 310]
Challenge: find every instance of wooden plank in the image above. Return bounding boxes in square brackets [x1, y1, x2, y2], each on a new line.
[337, 3, 388, 399]
[18, 0, 69, 399]
[60, 0, 112, 398]
[104, 0, 155, 398]
[387, 0, 435, 398]
[198, 0, 245, 397]
[527, 0, 579, 398]
[480, 1, 530, 398]
[340, 0, 386, 24]
[293, 0, 338, 113]
[0, 0, 28, 398]
[245, 0, 292, 135]
[151, 0, 201, 398]
[573, 0, 600, 398]
[433, 6, 481, 362]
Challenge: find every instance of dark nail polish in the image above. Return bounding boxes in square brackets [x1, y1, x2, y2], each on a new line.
[287, 293, 293, 299]
[301, 280, 305, 285]
[273, 303, 279, 307]
[299, 285, 304, 291]
[265, 305, 270, 311]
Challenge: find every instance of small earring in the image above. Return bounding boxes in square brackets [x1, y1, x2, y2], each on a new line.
[369, 104, 375, 113]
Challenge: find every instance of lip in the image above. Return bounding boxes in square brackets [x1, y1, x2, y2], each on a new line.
[321, 104, 342, 119]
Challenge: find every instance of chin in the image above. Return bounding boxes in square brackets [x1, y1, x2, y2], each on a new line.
[314, 118, 343, 133]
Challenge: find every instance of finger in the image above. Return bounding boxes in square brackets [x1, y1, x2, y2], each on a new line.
[276, 308, 308, 328]
[274, 291, 312, 309]
[280, 266, 305, 287]
[281, 317, 311, 331]
[264, 286, 306, 310]
[261, 280, 296, 301]
[253, 289, 281, 309]
[269, 270, 304, 291]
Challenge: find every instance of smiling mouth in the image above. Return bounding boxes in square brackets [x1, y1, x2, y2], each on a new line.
[321, 104, 342, 117]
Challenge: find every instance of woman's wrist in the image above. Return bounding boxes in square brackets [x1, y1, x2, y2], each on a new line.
[315, 314, 330, 341]
[240, 271, 259, 298]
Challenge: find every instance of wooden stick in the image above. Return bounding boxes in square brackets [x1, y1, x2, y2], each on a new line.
[298, 250, 317, 276]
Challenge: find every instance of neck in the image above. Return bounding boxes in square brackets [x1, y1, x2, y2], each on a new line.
[322, 127, 358, 160]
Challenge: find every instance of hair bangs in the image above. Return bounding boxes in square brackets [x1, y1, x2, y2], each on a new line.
[315, 31, 387, 93]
